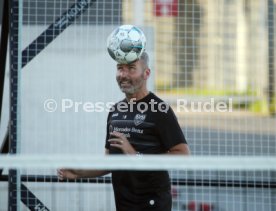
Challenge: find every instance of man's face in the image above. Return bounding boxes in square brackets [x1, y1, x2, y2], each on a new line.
[116, 60, 147, 95]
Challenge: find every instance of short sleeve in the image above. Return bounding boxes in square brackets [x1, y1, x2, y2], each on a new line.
[156, 107, 187, 150]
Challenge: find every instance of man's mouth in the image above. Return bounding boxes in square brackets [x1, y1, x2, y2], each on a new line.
[120, 81, 131, 86]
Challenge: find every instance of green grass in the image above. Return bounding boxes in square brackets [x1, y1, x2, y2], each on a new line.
[243, 99, 276, 115]
[156, 87, 276, 115]
[156, 87, 257, 97]
[155, 85, 276, 115]
[249, 100, 269, 114]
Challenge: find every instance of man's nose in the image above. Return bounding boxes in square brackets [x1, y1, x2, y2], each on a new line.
[118, 67, 129, 77]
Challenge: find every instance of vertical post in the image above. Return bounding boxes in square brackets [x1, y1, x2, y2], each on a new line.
[268, 0, 275, 115]
[0, 0, 9, 117]
[8, 0, 21, 210]
[0, 0, 10, 178]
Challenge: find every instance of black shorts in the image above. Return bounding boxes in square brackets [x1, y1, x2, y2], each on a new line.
[115, 190, 172, 211]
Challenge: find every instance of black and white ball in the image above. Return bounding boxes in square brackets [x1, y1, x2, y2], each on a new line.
[107, 25, 146, 64]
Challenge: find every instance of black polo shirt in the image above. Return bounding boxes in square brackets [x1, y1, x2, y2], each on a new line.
[105, 92, 186, 211]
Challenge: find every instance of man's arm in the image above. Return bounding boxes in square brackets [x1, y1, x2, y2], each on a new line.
[58, 149, 110, 180]
[167, 143, 190, 155]
[108, 132, 190, 155]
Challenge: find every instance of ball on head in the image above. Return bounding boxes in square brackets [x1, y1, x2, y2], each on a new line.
[107, 25, 146, 64]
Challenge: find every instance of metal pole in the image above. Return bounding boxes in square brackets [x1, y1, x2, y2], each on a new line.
[268, 0, 275, 115]
[0, 0, 9, 119]
[8, 0, 20, 210]
[0, 0, 10, 176]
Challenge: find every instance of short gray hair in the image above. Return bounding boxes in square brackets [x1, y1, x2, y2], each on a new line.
[140, 51, 149, 68]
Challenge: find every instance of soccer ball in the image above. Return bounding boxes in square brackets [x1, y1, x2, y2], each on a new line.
[107, 25, 146, 64]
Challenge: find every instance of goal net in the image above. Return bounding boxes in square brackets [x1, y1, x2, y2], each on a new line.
[0, 0, 275, 210]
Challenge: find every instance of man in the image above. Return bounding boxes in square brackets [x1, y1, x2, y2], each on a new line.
[58, 52, 189, 211]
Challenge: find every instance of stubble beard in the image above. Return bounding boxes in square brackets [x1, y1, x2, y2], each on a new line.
[118, 77, 145, 95]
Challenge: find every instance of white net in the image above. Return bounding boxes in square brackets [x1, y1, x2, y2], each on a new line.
[1, 0, 276, 210]
[0, 155, 276, 210]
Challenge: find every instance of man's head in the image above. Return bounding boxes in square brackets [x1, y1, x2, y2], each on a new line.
[139, 51, 149, 70]
[116, 52, 150, 95]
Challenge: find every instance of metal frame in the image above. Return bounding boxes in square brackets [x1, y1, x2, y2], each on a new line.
[1, 0, 275, 210]
[1, 175, 275, 189]
[1, 0, 97, 210]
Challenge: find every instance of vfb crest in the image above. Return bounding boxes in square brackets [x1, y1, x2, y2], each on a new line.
[134, 114, 146, 126]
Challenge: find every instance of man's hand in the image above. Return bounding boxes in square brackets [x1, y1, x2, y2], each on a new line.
[108, 131, 136, 155]
[57, 169, 78, 180]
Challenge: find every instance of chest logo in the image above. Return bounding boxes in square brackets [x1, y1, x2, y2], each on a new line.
[134, 114, 146, 126]
[112, 113, 119, 117]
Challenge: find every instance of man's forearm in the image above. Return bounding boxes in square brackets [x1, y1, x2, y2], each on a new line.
[74, 170, 110, 178]
[167, 149, 189, 155]
[167, 143, 190, 155]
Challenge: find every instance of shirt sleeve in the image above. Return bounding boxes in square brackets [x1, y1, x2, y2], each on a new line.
[156, 107, 187, 151]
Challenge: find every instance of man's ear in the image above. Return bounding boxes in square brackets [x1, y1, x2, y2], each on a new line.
[143, 68, 150, 80]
